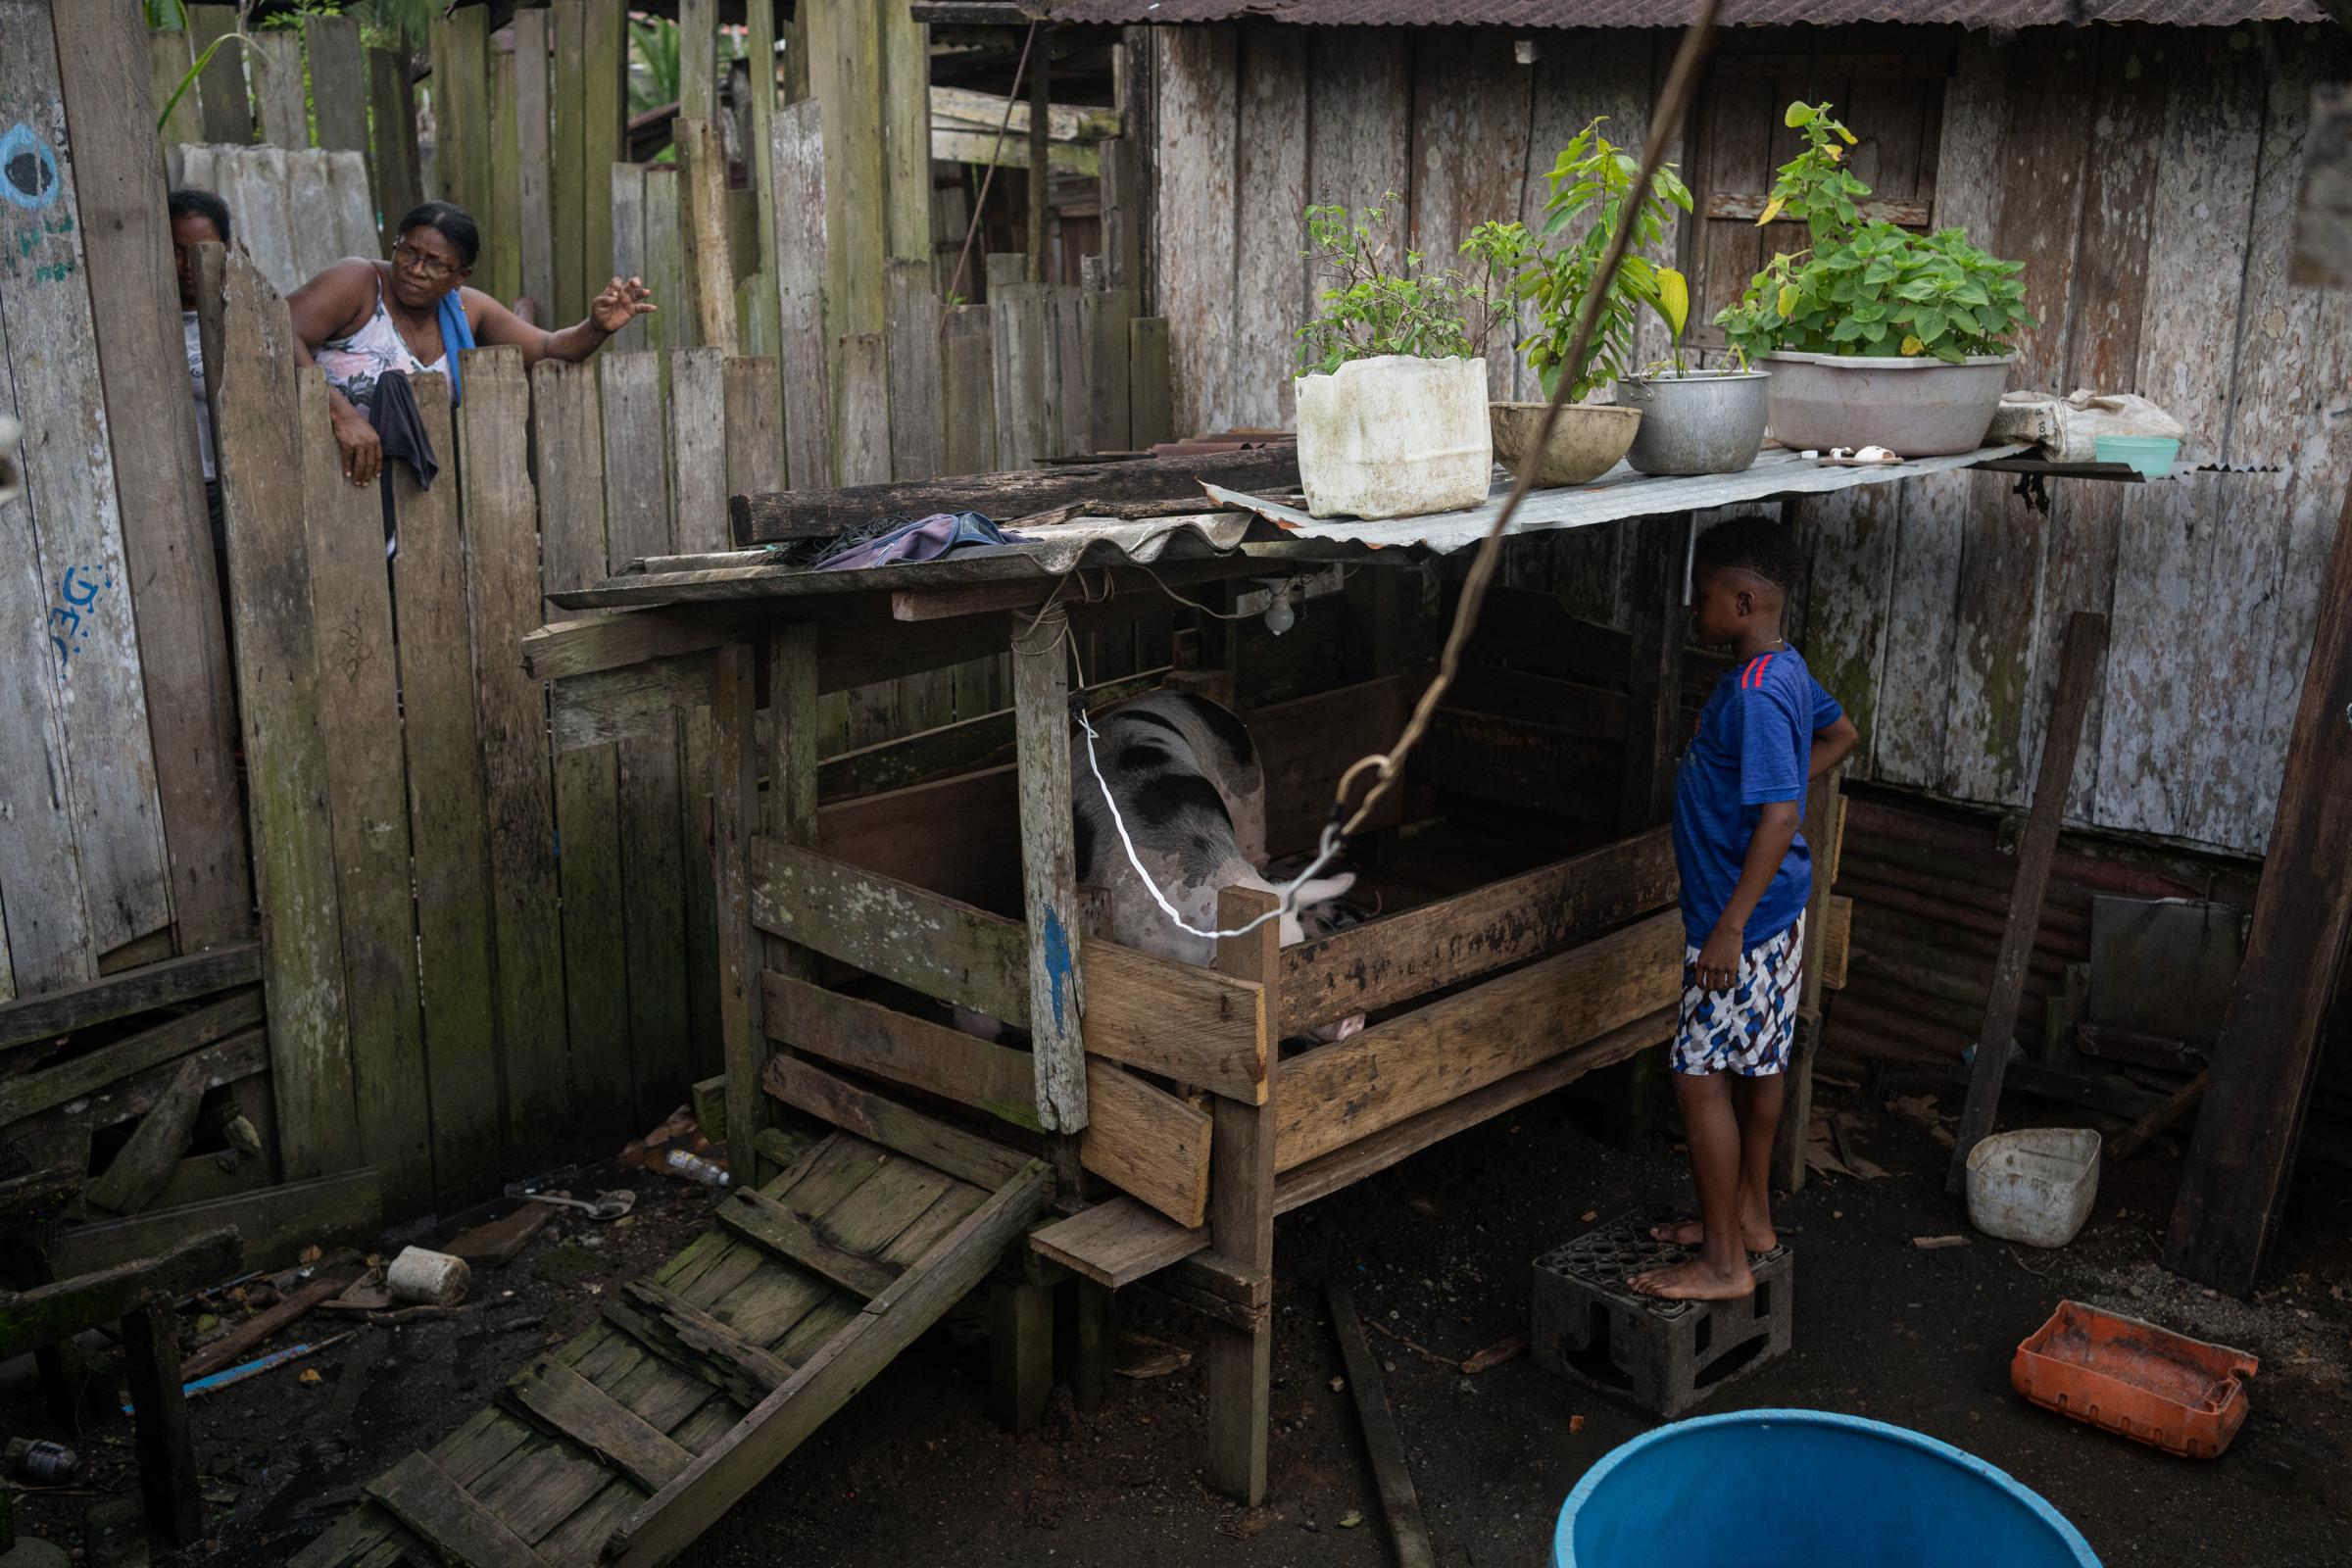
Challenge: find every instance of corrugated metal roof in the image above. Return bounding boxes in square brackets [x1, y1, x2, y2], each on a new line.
[1045, 0, 2324, 24]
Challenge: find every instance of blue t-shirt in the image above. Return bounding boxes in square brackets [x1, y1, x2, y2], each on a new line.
[1672, 646, 1842, 949]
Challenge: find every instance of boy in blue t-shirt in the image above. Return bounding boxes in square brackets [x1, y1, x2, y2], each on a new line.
[1631, 516, 1858, 1302]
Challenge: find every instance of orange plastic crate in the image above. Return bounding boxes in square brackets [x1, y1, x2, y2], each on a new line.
[2012, 1299, 2258, 1459]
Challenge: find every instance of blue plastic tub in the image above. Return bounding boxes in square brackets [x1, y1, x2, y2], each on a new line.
[1553, 1409, 2100, 1568]
[2093, 433, 2180, 478]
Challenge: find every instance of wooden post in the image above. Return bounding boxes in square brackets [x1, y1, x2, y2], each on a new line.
[771, 99, 833, 493]
[713, 640, 766, 1187]
[188, 5, 252, 146]
[121, 1296, 200, 1546]
[1947, 612, 2109, 1193]
[1128, 316, 1173, 448]
[367, 47, 422, 253]
[941, 304, 997, 477]
[678, 0, 717, 124]
[583, 0, 627, 307]
[1061, 1276, 1112, 1413]
[679, 117, 740, 355]
[753, 621, 822, 1186]
[1010, 604, 1089, 1142]
[2166, 487, 2352, 1292]
[1206, 885, 1279, 1504]
[1614, 513, 1691, 1142]
[1771, 764, 1842, 1194]
[987, 1274, 1053, 1436]
[1027, 31, 1053, 283]
[552, 0, 588, 321]
[488, 44, 523, 307]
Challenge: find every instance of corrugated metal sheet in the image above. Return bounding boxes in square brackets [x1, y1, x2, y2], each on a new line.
[1047, 1, 2325, 24]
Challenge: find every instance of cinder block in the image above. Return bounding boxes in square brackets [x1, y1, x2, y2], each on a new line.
[1531, 1208, 1793, 1419]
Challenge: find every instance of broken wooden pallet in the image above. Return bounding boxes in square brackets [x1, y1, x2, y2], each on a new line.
[289, 1125, 1051, 1567]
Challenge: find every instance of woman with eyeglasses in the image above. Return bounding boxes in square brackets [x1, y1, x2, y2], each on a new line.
[288, 200, 654, 487]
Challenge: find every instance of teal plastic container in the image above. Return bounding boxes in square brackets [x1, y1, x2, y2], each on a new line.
[1552, 1409, 2100, 1568]
[2094, 434, 2180, 478]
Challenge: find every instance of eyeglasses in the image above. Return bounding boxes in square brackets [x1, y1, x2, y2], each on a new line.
[392, 240, 465, 282]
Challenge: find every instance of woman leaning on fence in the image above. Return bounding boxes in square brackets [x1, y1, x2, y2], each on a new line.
[288, 200, 655, 487]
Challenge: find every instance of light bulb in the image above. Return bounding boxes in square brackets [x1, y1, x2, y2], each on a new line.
[1263, 591, 1296, 636]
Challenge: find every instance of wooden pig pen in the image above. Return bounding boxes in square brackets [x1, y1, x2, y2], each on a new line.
[466, 444, 1997, 1554]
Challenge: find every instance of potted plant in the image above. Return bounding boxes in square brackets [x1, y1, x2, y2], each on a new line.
[1714, 102, 2034, 456]
[1292, 198, 1519, 519]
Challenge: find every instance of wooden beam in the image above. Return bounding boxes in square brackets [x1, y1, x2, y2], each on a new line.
[501, 1357, 695, 1494]
[713, 640, 770, 1186]
[606, 1161, 1055, 1567]
[762, 1053, 1030, 1192]
[520, 610, 749, 682]
[1773, 751, 1844, 1194]
[1082, 939, 1265, 1102]
[1080, 1058, 1211, 1227]
[603, 1280, 793, 1409]
[2167, 485, 2352, 1290]
[122, 1297, 202, 1546]
[1948, 612, 2109, 1192]
[0, 990, 263, 1124]
[1277, 911, 1684, 1171]
[1618, 513, 1690, 831]
[83, 1054, 212, 1217]
[2112, 1070, 2209, 1163]
[367, 1450, 550, 1568]
[1011, 606, 1088, 1134]
[750, 842, 1030, 1026]
[729, 443, 1300, 545]
[0, 945, 259, 1055]
[1326, 1284, 1437, 1568]
[716, 1188, 902, 1299]
[1278, 828, 1677, 1035]
[762, 972, 1041, 1131]
[818, 667, 1170, 801]
[549, 653, 716, 753]
[0, 1229, 240, 1357]
[888, 556, 1265, 622]
[1206, 885, 1279, 1505]
[46, 1171, 379, 1281]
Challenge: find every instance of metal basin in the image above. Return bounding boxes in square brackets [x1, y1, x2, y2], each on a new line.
[1764, 351, 2014, 456]
[1616, 369, 1771, 475]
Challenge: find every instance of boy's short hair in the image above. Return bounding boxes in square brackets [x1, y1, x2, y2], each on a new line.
[168, 187, 232, 247]
[1692, 514, 1804, 595]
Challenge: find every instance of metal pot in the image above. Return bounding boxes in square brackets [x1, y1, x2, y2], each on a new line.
[1616, 369, 1771, 475]
[1762, 351, 2013, 456]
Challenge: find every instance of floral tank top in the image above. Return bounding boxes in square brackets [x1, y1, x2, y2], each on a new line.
[317, 276, 446, 406]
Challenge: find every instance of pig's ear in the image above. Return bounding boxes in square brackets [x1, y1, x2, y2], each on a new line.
[1293, 872, 1356, 907]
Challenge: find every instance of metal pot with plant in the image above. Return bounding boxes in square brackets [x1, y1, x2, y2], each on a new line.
[1291, 197, 1527, 519]
[1714, 101, 2035, 456]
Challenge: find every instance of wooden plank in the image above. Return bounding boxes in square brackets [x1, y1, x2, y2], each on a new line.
[535, 360, 635, 1156]
[606, 1161, 1054, 1568]
[677, 0, 717, 122]
[941, 304, 997, 476]
[247, 30, 306, 148]
[501, 1357, 693, 1494]
[1327, 1283, 1437, 1568]
[367, 47, 422, 251]
[711, 641, 768, 1178]
[204, 248, 361, 1180]
[762, 972, 1039, 1130]
[61, 0, 250, 954]
[1230, 26, 1306, 427]
[368, 1451, 549, 1568]
[716, 1188, 901, 1300]
[2164, 479, 2352, 1289]
[1152, 25, 1237, 436]
[391, 373, 499, 1211]
[551, 657, 708, 749]
[487, 46, 523, 307]
[1081, 287, 1133, 457]
[177, 1267, 354, 1381]
[1617, 514, 1690, 830]
[880, 0, 932, 267]
[433, 5, 491, 236]
[303, 16, 368, 156]
[83, 1054, 211, 1216]
[750, 841, 1029, 1025]
[48, 1170, 378, 1280]
[761, 1053, 1028, 1192]
[1083, 938, 1265, 1102]
[0, 945, 258, 1055]
[1029, 1197, 1191, 1290]
[187, 5, 251, 145]
[1082, 1058, 1210, 1228]
[770, 99, 832, 490]
[835, 329, 893, 486]
[1128, 317, 1174, 449]
[458, 349, 570, 1172]
[1279, 826, 1674, 1034]
[678, 118, 740, 356]
[0, 12, 174, 957]
[551, 0, 589, 323]
[0, 1228, 239, 1357]
[988, 280, 1043, 469]
[1206, 884, 1277, 1505]
[603, 1279, 793, 1409]
[602, 353, 693, 1120]
[298, 369, 430, 1214]
[513, 9, 556, 316]
[885, 258, 944, 480]
[1947, 612, 2109, 1192]
[1277, 909, 1684, 1171]
[804, 0, 885, 342]
[150, 25, 201, 150]
[1011, 605, 1087, 1133]
[121, 1296, 203, 1546]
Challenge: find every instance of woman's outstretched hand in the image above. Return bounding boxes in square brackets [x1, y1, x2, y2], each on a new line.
[590, 275, 656, 335]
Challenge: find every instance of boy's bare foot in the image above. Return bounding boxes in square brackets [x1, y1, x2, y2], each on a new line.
[1649, 1216, 1778, 1252]
[1628, 1256, 1755, 1300]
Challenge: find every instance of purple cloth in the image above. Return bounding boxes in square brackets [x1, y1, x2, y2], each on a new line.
[814, 511, 1028, 571]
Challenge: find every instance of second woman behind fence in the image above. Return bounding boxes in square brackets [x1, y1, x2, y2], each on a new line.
[287, 200, 655, 487]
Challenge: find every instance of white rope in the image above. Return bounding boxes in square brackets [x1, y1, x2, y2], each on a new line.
[1074, 703, 1347, 944]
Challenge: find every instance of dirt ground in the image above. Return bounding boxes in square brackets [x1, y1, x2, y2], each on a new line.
[8, 1081, 2348, 1568]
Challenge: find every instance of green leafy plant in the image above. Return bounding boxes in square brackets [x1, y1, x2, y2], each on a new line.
[1294, 196, 1532, 375]
[1715, 102, 2034, 364]
[1509, 118, 1693, 401]
[629, 16, 682, 119]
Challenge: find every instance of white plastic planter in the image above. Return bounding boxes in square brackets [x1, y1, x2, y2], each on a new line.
[1294, 355, 1494, 519]
[1965, 1128, 2101, 1249]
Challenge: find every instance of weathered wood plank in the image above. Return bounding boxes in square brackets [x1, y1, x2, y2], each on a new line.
[0, 12, 173, 956]
[188, 5, 253, 146]
[941, 303, 997, 476]
[432, 6, 492, 254]
[712, 640, 769, 1179]
[303, 16, 368, 156]
[82, 1054, 210, 1217]
[1153, 25, 1237, 436]
[48, 1170, 376, 1280]
[602, 1279, 792, 1410]
[1128, 316, 1174, 449]
[885, 258, 944, 480]
[762, 973, 1040, 1131]
[770, 98, 832, 489]
[367, 1451, 548, 1568]
[501, 1357, 693, 1494]
[367, 46, 422, 251]
[122, 1295, 204, 1546]
[1083, 939, 1265, 1102]
[0, 1228, 238, 1357]
[803, 0, 885, 343]
[1230, 26, 1306, 427]
[1081, 1057, 1211, 1228]
[299, 370, 431, 1214]
[716, 1188, 901, 1300]
[835, 329, 893, 486]
[761, 1053, 1029, 1193]
[247, 30, 308, 149]
[205, 248, 361, 1180]
[1080, 286, 1134, 457]
[390, 373, 499, 1211]
[678, 118, 739, 356]
[584, 0, 628, 307]
[1206, 885, 1277, 1505]
[1279, 826, 1677, 1035]
[551, 0, 589, 323]
[606, 1161, 1054, 1567]
[1276, 909, 1684, 1171]
[0, 945, 258, 1055]
[1327, 1283, 1437, 1568]
[59, 2, 250, 954]
[513, 9, 556, 316]
[1012, 606, 1087, 1133]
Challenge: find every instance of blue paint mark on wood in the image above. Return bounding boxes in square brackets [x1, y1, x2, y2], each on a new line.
[0, 122, 61, 212]
[1043, 906, 1073, 1033]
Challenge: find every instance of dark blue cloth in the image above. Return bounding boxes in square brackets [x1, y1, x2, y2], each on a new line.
[813, 511, 1028, 571]
[1672, 646, 1841, 949]
[438, 290, 475, 406]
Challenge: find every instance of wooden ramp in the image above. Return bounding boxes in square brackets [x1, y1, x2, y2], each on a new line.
[291, 1125, 1052, 1568]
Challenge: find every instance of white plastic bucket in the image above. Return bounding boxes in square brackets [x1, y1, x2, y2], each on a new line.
[1294, 355, 1494, 520]
[1965, 1128, 2101, 1249]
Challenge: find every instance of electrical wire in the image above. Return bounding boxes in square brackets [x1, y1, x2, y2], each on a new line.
[1328, 0, 1723, 840]
[940, 22, 1040, 333]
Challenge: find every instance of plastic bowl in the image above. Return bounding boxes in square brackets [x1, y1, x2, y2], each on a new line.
[2093, 434, 2180, 478]
[1554, 1409, 2100, 1568]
